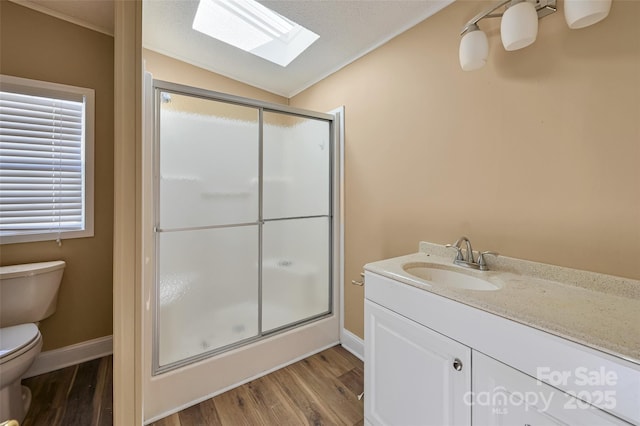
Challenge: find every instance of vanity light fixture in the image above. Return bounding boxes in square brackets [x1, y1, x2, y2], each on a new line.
[500, 0, 539, 51]
[564, 0, 612, 29]
[459, 0, 612, 71]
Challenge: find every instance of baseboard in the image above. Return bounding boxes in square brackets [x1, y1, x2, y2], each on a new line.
[340, 328, 364, 361]
[24, 335, 113, 378]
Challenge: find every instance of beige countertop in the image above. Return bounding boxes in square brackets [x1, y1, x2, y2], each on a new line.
[364, 242, 640, 365]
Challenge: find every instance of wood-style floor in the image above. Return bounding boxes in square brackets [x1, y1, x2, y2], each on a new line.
[22, 345, 364, 426]
[22, 355, 113, 426]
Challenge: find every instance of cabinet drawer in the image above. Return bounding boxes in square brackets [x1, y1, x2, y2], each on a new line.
[472, 351, 629, 425]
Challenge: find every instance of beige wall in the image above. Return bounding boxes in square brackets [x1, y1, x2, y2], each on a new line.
[0, 2, 114, 350]
[143, 50, 288, 105]
[291, 0, 640, 338]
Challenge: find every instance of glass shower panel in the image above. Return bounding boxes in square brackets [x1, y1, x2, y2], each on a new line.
[261, 217, 330, 332]
[263, 112, 330, 219]
[157, 226, 259, 367]
[159, 93, 259, 229]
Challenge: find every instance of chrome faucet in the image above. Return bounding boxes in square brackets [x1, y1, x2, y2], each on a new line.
[446, 236, 498, 271]
[446, 236, 474, 263]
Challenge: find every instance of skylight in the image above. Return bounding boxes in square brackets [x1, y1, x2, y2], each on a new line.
[192, 0, 319, 67]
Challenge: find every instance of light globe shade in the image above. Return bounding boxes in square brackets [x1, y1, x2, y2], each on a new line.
[564, 0, 612, 29]
[459, 29, 489, 71]
[501, 1, 538, 51]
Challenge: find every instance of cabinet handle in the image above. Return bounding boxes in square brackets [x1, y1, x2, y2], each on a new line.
[453, 358, 463, 371]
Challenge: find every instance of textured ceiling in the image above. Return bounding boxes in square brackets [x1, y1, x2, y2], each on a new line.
[143, 0, 454, 97]
[10, 0, 455, 98]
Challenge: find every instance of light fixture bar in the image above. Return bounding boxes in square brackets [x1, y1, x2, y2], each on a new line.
[461, 0, 557, 35]
[461, 0, 510, 35]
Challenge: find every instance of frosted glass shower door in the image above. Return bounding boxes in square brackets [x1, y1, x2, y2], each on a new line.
[156, 92, 260, 369]
[263, 114, 330, 218]
[158, 227, 258, 367]
[262, 112, 331, 332]
[158, 94, 259, 227]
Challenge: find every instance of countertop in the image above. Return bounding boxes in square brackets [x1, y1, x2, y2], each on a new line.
[364, 242, 640, 365]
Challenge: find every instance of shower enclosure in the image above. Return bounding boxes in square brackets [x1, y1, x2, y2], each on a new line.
[145, 79, 341, 413]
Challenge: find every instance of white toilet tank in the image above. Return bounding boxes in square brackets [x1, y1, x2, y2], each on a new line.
[0, 261, 65, 327]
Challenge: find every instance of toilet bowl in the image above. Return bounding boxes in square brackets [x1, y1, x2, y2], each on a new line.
[0, 261, 65, 423]
[0, 324, 42, 422]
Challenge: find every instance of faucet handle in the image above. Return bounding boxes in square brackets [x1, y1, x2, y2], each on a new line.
[445, 244, 464, 261]
[477, 251, 499, 271]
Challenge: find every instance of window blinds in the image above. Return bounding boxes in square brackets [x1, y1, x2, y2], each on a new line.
[0, 90, 85, 236]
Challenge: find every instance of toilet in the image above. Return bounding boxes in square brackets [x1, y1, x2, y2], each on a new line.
[0, 261, 65, 424]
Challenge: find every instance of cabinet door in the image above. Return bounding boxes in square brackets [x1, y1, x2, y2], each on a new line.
[365, 300, 471, 426]
[472, 351, 627, 425]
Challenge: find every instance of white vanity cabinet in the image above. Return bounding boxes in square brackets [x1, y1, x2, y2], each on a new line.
[364, 271, 638, 426]
[364, 300, 471, 426]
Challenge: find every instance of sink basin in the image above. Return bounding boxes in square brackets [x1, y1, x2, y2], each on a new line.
[402, 262, 502, 291]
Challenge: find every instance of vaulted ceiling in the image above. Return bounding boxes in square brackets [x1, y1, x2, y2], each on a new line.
[12, 0, 454, 97]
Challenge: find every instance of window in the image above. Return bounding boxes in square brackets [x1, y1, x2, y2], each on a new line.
[0, 75, 94, 244]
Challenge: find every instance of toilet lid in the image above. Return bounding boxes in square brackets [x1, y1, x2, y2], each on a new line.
[0, 323, 39, 360]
